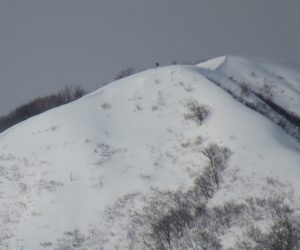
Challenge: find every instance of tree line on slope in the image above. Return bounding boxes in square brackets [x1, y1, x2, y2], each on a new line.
[0, 66, 141, 134]
[0, 86, 87, 133]
[129, 143, 300, 250]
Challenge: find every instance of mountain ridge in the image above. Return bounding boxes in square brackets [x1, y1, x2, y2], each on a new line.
[0, 56, 300, 249]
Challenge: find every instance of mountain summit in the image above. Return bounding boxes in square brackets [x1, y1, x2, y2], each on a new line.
[1, 56, 300, 249]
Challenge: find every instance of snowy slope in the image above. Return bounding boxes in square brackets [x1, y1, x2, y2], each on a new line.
[198, 55, 300, 116]
[198, 56, 300, 141]
[0, 58, 300, 249]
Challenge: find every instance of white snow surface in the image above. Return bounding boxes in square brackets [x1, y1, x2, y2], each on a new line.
[0, 57, 300, 249]
[198, 55, 300, 117]
[197, 56, 226, 70]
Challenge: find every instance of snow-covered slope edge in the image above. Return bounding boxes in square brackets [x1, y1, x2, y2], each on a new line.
[198, 55, 300, 141]
[0, 62, 300, 249]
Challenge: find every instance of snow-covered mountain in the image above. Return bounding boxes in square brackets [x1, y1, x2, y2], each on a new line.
[0, 56, 300, 249]
[198, 56, 300, 141]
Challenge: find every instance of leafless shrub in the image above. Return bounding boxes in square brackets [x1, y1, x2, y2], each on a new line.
[184, 100, 211, 125]
[157, 91, 165, 106]
[132, 190, 194, 249]
[267, 195, 293, 220]
[19, 183, 28, 194]
[134, 103, 143, 111]
[194, 136, 203, 145]
[184, 85, 194, 92]
[130, 142, 300, 250]
[212, 202, 246, 228]
[169, 208, 193, 238]
[265, 217, 300, 250]
[229, 76, 236, 82]
[278, 118, 288, 129]
[236, 225, 265, 249]
[38, 179, 64, 192]
[272, 72, 284, 80]
[240, 83, 251, 96]
[237, 216, 300, 250]
[260, 84, 273, 99]
[187, 229, 222, 250]
[193, 172, 215, 200]
[101, 102, 111, 110]
[150, 213, 173, 249]
[152, 92, 166, 111]
[40, 242, 52, 248]
[131, 143, 232, 249]
[152, 105, 159, 111]
[236, 196, 300, 250]
[95, 143, 124, 165]
[202, 143, 232, 172]
[250, 72, 257, 78]
[114, 67, 135, 80]
[56, 229, 87, 250]
[193, 144, 232, 200]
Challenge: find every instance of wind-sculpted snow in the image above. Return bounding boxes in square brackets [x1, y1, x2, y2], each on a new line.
[0, 58, 300, 249]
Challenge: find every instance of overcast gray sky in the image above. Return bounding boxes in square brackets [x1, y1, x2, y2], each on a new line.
[1, 0, 300, 115]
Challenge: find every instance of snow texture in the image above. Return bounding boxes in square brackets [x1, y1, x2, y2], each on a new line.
[0, 56, 300, 249]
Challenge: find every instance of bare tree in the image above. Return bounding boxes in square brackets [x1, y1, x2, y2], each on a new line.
[114, 67, 135, 80]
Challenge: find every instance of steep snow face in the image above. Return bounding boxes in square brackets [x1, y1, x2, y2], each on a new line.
[0, 61, 300, 249]
[197, 55, 300, 142]
[198, 55, 300, 117]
